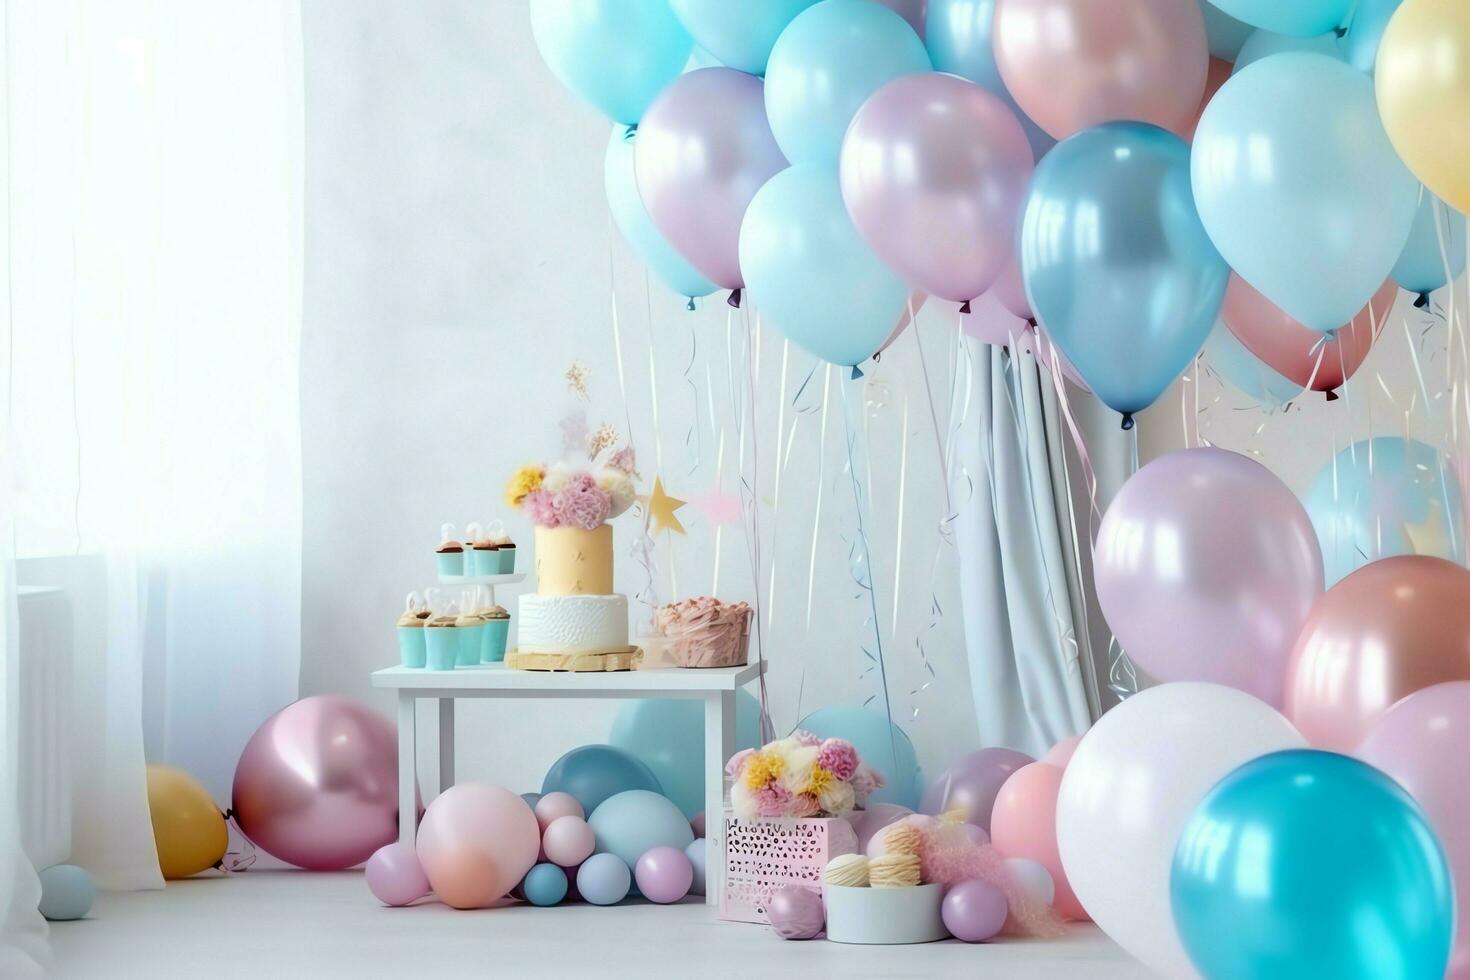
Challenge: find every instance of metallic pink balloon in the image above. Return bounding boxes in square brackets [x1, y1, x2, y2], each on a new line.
[993, 0, 1208, 140]
[232, 695, 410, 870]
[1095, 448, 1324, 707]
[635, 67, 787, 292]
[1359, 681, 1470, 978]
[766, 884, 825, 940]
[1286, 557, 1470, 751]
[987, 257, 1030, 320]
[841, 73, 1033, 305]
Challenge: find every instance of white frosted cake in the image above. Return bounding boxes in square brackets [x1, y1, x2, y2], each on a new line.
[515, 523, 629, 656]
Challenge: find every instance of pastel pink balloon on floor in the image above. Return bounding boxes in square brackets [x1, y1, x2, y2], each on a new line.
[416, 784, 541, 910]
[1286, 556, 1470, 751]
[1094, 448, 1324, 707]
[231, 695, 410, 871]
[990, 762, 1086, 920]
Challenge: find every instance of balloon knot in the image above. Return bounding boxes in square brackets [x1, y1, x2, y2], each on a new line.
[851, 365, 864, 380]
[1027, 317, 1038, 328]
[1325, 388, 1341, 402]
[727, 288, 742, 309]
[686, 297, 696, 312]
[959, 299, 972, 315]
[1413, 292, 1430, 309]
[1332, 24, 1347, 37]
[1120, 412, 1136, 431]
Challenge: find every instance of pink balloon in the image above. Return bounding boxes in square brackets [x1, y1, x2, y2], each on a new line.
[365, 842, 430, 907]
[634, 846, 694, 904]
[690, 811, 705, 839]
[1182, 57, 1231, 143]
[987, 257, 1030, 320]
[232, 695, 409, 871]
[846, 803, 913, 853]
[1041, 735, 1082, 769]
[961, 292, 1029, 347]
[993, 0, 1208, 140]
[990, 762, 1086, 920]
[541, 815, 596, 868]
[416, 784, 540, 910]
[534, 791, 584, 831]
[1095, 448, 1324, 707]
[1359, 682, 1470, 978]
[636, 68, 787, 293]
[842, 73, 1033, 305]
[873, 290, 928, 356]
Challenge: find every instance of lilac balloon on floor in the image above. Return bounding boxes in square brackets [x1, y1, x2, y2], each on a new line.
[1095, 448, 1324, 707]
[919, 747, 1033, 833]
[767, 884, 825, 940]
[365, 842, 430, 907]
[942, 879, 1009, 941]
[635, 846, 694, 904]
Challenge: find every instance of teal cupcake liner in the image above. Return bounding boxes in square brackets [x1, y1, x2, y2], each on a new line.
[495, 548, 516, 574]
[456, 624, 486, 667]
[425, 628, 458, 670]
[397, 627, 427, 668]
[469, 548, 499, 575]
[436, 551, 464, 576]
[481, 619, 510, 663]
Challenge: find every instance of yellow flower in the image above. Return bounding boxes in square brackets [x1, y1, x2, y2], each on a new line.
[742, 751, 784, 790]
[804, 765, 835, 798]
[505, 464, 545, 508]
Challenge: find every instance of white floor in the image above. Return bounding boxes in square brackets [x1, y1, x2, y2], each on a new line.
[47, 870, 1148, 979]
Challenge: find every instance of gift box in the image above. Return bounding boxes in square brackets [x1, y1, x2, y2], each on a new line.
[720, 812, 857, 924]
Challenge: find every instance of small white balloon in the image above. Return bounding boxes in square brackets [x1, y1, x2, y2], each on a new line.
[1002, 857, 1055, 907]
[684, 839, 707, 896]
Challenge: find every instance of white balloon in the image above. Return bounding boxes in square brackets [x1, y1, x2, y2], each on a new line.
[1056, 683, 1305, 977]
[1002, 856, 1055, 907]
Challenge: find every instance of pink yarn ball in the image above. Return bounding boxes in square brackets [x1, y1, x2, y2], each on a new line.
[865, 814, 938, 859]
[847, 803, 913, 853]
[365, 842, 430, 907]
[416, 784, 539, 909]
[534, 791, 584, 831]
[634, 846, 694, 904]
[542, 815, 596, 868]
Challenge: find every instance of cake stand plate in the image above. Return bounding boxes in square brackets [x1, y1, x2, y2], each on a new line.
[505, 646, 643, 672]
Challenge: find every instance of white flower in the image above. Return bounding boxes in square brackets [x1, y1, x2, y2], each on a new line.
[817, 779, 855, 816]
[777, 745, 818, 796]
[542, 462, 576, 492]
[730, 779, 759, 821]
[597, 468, 636, 518]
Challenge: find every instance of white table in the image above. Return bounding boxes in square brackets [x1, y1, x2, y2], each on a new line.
[371, 660, 765, 906]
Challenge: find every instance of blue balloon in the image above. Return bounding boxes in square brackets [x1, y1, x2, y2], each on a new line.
[1340, 0, 1401, 72]
[795, 705, 921, 808]
[604, 126, 717, 304]
[1202, 320, 1303, 407]
[588, 789, 695, 870]
[923, 0, 1054, 159]
[608, 690, 762, 818]
[1192, 54, 1418, 332]
[529, 0, 692, 125]
[542, 744, 663, 815]
[1204, 0, 1351, 37]
[1020, 122, 1227, 426]
[764, 0, 931, 168]
[1172, 750, 1453, 980]
[1392, 191, 1467, 301]
[37, 864, 95, 921]
[1231, 28, 1343, 74]
[1199, 1, 1253, 60]
[685, 839, 707, 895]
[1303, 437, 1465, 586]
[577, 853, 633, 906]
[522, 863, 569, 906]
[739, 166, 910, 367]
[670, 0, 818, 75]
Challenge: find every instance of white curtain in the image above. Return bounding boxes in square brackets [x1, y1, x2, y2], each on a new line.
[3, 0, 304, 907]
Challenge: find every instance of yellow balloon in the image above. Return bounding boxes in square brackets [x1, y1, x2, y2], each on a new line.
[1376, 0, 1470, 214]
[146, 764, 228, 879]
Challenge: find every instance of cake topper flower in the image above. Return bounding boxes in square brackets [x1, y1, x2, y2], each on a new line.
[727, 734, 879, 821]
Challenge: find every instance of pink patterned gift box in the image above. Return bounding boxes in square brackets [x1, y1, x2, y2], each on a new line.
[720, 811, 858, 924]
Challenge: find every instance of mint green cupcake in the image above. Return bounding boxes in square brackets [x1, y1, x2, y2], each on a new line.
[454, 613, 485, 667]
[397, 623, 427, 668]
[480, 614, 510, 663]
[424, 622, 458, 670]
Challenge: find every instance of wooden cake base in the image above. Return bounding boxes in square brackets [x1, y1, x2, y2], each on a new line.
[505, 646, 642, 673]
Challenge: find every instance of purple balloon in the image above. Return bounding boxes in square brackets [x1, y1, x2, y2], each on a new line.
[636, 68, 787, 292]
[634, 846, 694, 904]
[841, 72, 1033, 305]
[365, 842, 430, 907]
[1095, 448, 1324, 707]
[847, 803, 913, 853]
[942, 879, 1009, 942]
[766, 884, 825, 940]
[919, 747, 1033, 832]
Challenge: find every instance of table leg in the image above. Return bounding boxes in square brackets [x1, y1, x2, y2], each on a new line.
[397, 692, 417, 848]
[704, 690, 735, 909]
[438, 698, 456, 794]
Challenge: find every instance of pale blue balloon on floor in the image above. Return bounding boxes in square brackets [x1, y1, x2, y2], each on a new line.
[1202, 320, 1303, 407]
[609, 691, 762, 818]
[684, 839, 707, 896]
[577, 853, 632, 906]
[1231, 28, 1343, 74]
[795, 705, 921, 808]
[38, 864, 95, 921]
[588, 789, 695, 870]
[1199, 1, 1252, 60]
[522, 863, 569, 907]
[669, 0, 817, 75]
[1339, 0, 1402, 73]
[1302, 436, 1465, 585]
[541, 744, 662, 815]
[1391, 190, 1467, 301]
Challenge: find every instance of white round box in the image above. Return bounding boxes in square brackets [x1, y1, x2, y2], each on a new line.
[823, 883, 949, 945]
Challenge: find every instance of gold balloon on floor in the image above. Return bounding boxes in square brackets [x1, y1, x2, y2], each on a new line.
[1376, 0, 1470, 214]
[146, 764, 228, 879]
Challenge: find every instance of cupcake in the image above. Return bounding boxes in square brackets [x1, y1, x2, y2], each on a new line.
[479, 604, 510, 663]
[424, 600, 459, 671]
[492, 530, 516, 574]
[436, 523, 464, 576]
[396, 592, 427, 668]
[467, 521, 499, 576]
[455, 605, 486, 667]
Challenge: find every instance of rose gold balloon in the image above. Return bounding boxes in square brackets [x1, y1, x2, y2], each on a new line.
[1286, 556, 1470, 751]
[1221, 275, 1395, 398]
[992, 0, 1208, 140]
[1182, 57, 1231, 143]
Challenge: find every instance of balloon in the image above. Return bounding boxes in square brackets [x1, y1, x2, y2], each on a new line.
[942, 879, 1008, 942]
[1231, 28, 1343, 73]
[667, 0, 816, 74]
[1096, 448, 1322, 704]
[604, 127, 716, 304]
[634, 846, 694, 904]
[635, 68, 787, 292]
[1171, 749, 1453, 980]
[528, 0, 692, 125]
[542, 815, 596, 868]
[36, 865, 95, 921]
[923, 0, 1054, 157]
[1199, 1, 1252, 60]
[587, 789, 695, 870]
[576, 853, 632, 906]
[1180, 56, 1231, 143]
[146, 764, 228, 879]
[796, 705, 921, 808]
[1040, 735, 1081, 769]
[685, 838, 707, 895]
[874, 0, 927, 37]
[1204, 0, 1351, 36]
[918, 747, 1031, 832]
[986, 257, 1028, 320]
[1392, 191, 1468, 301]
[1056, 682, 1307, 978]
[365, 842, 430, 907]
[1286, 556, 1470, 751]
[872, 290, 928, 356]
[1221, 274, 1394, 397]
[766, 884, 826, 939]
[1376, 0, 1470, 214]
[1002, 856, 1055, 908]
[846, 802, 914, 852]
[232, 696, 406, 871]
[993, 0, 1208, 140]
[738, 166, 910, 367]
[1342, 0, 1402, 72]
[417, 784, 540, 909]
[1304, 437, 1466, 586]
[989, 763, 1084, 919]
[840, 72, 1033, 305]
[522, 863, 569, 906]
[533, 791, 585, 831]
[1202, 318, 1304, 407]
[541, 744, 663, 815]
[1359, 682, 1470, 978]
[1020, 122, 1227, 424]
[608, 691, 762, 819]
[763, 0, 930, 168]
[1193, 54, 1418, 332]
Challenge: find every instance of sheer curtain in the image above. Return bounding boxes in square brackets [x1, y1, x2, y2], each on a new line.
[4, 0, 304, 906]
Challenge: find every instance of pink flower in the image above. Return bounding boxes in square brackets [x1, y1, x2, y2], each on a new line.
[791, 729, 821, 748]
[817, 739, 859, 781]
[788, 793, 820, 819]
[551, 473, 611, 530]
[608, 445, 638, 476]
[725, 748, 756, 779]
[755, 784, 793, 818]
[522, 489, 560, 528]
